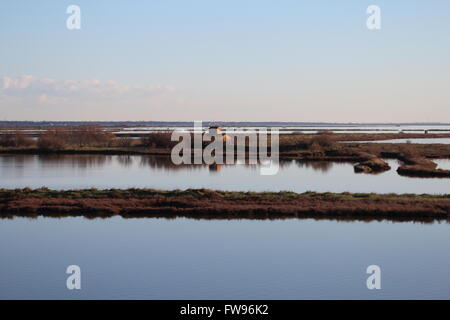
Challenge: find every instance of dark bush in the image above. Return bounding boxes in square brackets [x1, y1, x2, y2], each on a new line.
[0, 131, 34, 147]
[140, 132, 175, 148]
[0, 133, 15, 147]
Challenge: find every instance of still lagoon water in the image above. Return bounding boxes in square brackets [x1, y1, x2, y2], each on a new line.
[1, 154, 449, 299]
[0, 155, 449, 194]
[347, 138, 450, 144]
[1, 216, 449, 299]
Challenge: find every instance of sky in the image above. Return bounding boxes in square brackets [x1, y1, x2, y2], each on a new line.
[0, 0, 449, 122]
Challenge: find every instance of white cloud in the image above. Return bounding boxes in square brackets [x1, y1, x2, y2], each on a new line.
[0, 75, 175, 103]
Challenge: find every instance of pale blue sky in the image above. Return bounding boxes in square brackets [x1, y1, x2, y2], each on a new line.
[1, 1, 449, 121]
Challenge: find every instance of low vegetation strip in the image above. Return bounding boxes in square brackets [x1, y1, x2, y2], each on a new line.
[0, 188, 449, 221]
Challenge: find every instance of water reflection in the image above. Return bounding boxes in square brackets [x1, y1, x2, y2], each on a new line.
[38, 154, 111, 168]
[117, 155, 133, 167]
[0, 210, 446, 224]
[209, 164, 222, 172]
[1, 216, 450, 299]
[138, 155, 275, 172]
[1, 154, 449, 194]
[0, 154, 341, 173]
[294, 160, 334, 172]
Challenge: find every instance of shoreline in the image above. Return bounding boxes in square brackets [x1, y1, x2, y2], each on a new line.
[1, 188, 449, 221]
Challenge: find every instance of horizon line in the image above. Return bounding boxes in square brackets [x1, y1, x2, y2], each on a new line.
[1, 121, 450, 126]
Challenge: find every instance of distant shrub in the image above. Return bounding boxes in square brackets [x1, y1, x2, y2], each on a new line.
[15, 132, 34, 147]
[115, 137, 134, 148]
[0, 131, 34, 147]
[308, 133, 336, 149]
[37, 129, 67, 150]
[66, 125, 114, 147]
[308, 142, 324, 155]
[140, 132, 175, 148]
[0, 133, 15, 147]
[317, 130, 334, 135]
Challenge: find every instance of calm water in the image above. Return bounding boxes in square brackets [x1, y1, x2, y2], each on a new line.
[347, 138, 450, 144]
[0, 216, 449, 299]
[1, 155, 450, 300]
[116, 124, 450, 134]
[437, 159, 450, 170]
[0, 155, 449, 194]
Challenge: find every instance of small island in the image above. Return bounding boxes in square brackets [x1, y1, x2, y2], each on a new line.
[1, 188, 449, 222]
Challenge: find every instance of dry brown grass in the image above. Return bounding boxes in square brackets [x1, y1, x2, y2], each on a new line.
[113, 137, 135, 148]
[354, 157, 391, 174]
[37, 126, 114, 150]
[37, 129, 67, 150]
[1, 188, 449, 221]
[66, 125, 115, 147]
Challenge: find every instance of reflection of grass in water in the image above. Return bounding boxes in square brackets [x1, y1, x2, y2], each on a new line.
[0, 154, 113, 169]
[294, 160, 334, 173]
[117, 155, 133, 167]
[2, 150, 450, 180]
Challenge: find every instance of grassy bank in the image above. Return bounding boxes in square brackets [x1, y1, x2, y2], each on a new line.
[1, 188, 449, 221]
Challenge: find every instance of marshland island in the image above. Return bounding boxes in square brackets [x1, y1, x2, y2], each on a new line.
[1, 121, 450, 221]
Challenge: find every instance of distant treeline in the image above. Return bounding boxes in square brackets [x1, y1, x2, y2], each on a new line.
[1, 121, 450, 128]
[0, 126, 175, 150]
